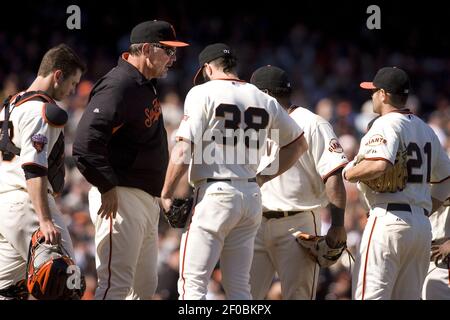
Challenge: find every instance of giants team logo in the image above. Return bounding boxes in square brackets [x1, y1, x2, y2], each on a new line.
[365, 134, 387, 146]
[144, 98, 162, 128]
[31, 134, 48, 153]
[328, 138, 343, 153]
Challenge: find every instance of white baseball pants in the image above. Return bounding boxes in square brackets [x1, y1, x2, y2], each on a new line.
[352, 204, 431, 300]
[88, 186, 160, 300]
[422, 260, 450, 300]
[0, 189, 74, 292]
[178, 180, 262, 300]
[250, 210, 321, 299]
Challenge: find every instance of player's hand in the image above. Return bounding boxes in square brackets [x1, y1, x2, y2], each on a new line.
[325, 225, 347, 249]
[39, 219, 61, 245]
[431, 239, 450, 262]
[98, 187, 118, 219]
[256, 174, 268, 187]
[160, 196, 173, 213]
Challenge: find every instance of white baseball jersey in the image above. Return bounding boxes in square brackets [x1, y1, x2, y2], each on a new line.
[0, 93, 74, 295]
[0, 95, 63, 194]
[176, 79, 303, 184]
[356, 110, 450, 212]
[430, 202, 450, 240]
[353, 109, 449, 300]
[175, 79, 302, 300]
[260, 107, 348, 211]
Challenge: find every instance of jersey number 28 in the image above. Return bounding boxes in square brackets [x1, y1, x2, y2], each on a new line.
[215, 103, 269, 148]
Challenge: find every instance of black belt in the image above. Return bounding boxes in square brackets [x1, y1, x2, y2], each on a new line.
[386, 203, 411, 212]
[206, 178, 257, 183]
[386, 203, 429, 216]
[263, 210, 304, 219]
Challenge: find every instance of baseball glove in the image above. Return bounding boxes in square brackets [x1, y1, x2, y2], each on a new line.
[164, 198, 193, 228]
[356, 144, 408, 193]
[293, 231, 347, 267]
[26, 229, 85, 300]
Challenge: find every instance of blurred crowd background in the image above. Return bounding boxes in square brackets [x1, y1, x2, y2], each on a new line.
[1, 0, 449, 300]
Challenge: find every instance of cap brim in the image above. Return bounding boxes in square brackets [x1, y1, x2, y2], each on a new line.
[160, 40, 189, 47]
[193, 66, 205, 85]
[360, 82, 376, 89]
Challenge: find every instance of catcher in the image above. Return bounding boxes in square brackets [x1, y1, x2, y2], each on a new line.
[0, 44, 85, 300]
[343, 67, 450, 300]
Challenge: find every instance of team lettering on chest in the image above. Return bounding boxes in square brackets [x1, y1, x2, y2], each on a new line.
[144, 98, 161, 128]
[365, 134, 387, 146]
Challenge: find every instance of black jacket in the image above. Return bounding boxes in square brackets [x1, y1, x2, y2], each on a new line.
[73, 57, 169, 196]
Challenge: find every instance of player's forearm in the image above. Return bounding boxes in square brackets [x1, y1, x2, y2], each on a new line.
[161, 162, 189, 198]
[259, 135, 307, 184]
[430, 179, 450, 213]
[344, 159, 392, 182]
[325, 171, 346, 227]
[161, 141, 191, 198]
[26, 176, 52, 222]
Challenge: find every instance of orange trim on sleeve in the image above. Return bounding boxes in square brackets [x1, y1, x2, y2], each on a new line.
[363, 157, 394, 166]
[362, 216, 377, 300]
[321, 162, 349, 182]
[282, 132, 304, 148]
[430, 175, 450, 184]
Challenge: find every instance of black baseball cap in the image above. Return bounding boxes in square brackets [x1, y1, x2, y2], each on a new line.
[360, 67, 410, 95]
[130, 20, 189, 47]
[193, 43, 234, 85]
[250, 65, 291, 94]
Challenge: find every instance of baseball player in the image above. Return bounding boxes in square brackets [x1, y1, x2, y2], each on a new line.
[343, 67, 450, 299]
[0, 44, 85, 299]
[422, 197, 450, 299]
[160, 43, 308, 299]
[73, 20, 189, 300]
[248, 66, 348, 300]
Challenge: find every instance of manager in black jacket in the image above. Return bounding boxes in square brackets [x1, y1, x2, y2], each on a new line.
[73, 20, 188, 300]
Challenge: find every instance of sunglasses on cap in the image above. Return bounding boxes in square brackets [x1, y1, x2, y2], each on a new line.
[151, 43, 176, 57]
